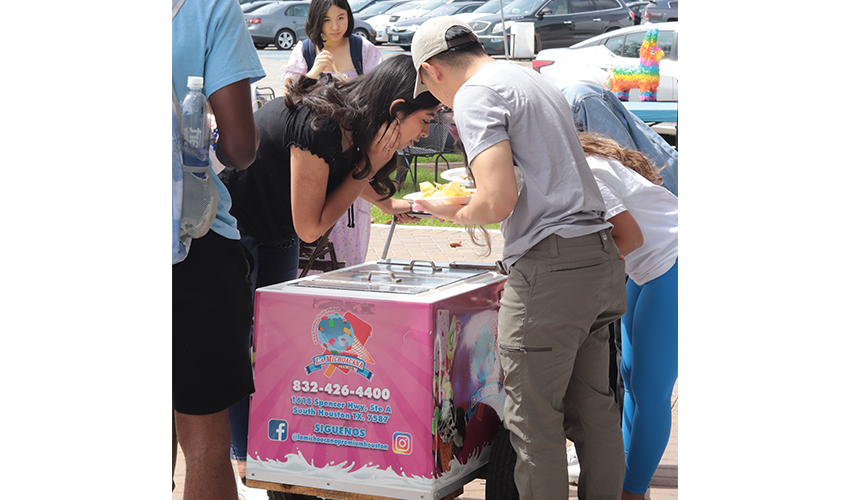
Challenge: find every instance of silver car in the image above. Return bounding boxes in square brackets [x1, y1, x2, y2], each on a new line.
[245, 1, 310, 50]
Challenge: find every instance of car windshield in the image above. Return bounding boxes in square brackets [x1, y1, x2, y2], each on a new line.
[472, 0, 503, 13]
[431, 2, 470, 15]
[500, 0, 546, 16]
[359, 1, 397, 15]
[386, 1, 423, 13]
[418, 0, 452, 11]
[251, 2, 286, 14]
[349, 0, 372, 11]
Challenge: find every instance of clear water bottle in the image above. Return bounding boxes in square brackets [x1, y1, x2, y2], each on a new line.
[180, 76, 218, 238]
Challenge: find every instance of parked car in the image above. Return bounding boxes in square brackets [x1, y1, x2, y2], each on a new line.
[387, 0, 458, 24]
[387, 1, 486, 50]
[350, 0, 409, 14]
[242, 1, 278, 12]
[468, 0, 633, 55]
[353, 19, 379, 43]
[247, 0, 378, 49]
[367, 0, 425, 44]
[356, 0, 412, 19]
[641, 0, 676, 24]
[532, 22, 678, 101]
[355, 0, 411, 43]
[454, 0, 505, 22]
[244, 1, 310, 50]
[626, 1, 649, 24]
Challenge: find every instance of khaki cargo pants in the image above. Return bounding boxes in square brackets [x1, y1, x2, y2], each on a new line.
[498, 229, 627, 500]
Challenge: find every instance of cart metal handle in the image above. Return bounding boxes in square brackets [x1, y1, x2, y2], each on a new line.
[402, 260, 442, 272]
[360, 270, 402, 283]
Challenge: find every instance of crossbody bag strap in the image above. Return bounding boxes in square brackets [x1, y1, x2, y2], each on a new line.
[172, 0, 186, 19]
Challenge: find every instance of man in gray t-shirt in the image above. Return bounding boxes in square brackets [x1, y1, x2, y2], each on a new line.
[412, 17, 628, 500]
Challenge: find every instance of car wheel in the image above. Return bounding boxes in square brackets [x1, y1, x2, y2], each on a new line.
[401, 45, 411, 52]
[254, 42, 268, 49]
[352, 28, 371, 42]
[274, 29, 296, 50]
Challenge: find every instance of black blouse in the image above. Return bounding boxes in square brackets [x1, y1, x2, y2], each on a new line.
[221, 98, 355, 245]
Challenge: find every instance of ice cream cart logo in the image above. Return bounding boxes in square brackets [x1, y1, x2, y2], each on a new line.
[268, 419, 288, 441]
[392, 431, 413, 455]
[306, 309, 375, 380]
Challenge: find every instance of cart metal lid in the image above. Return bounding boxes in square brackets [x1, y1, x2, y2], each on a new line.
[294, 260, 494, 295]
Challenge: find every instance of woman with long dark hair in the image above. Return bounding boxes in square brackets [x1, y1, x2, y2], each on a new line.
[282, 0, 388, 274]
[283, 0, 383, 83]
[221, 55, 441, 489]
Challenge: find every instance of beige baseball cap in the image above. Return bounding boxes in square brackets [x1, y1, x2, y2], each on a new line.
[411, 16, 478, 97]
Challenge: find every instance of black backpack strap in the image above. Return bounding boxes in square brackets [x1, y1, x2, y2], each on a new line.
[302, 38, 317, 73]
[349, 34, 364, 76]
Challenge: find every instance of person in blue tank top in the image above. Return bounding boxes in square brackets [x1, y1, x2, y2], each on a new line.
[172, 0, 265, 499]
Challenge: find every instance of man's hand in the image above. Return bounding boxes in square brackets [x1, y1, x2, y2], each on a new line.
[412, 200, 464, 223]
[419, 140, 517, 226]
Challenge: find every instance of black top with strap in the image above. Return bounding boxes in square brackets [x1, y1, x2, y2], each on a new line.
[219, 98, 356, 246]
[300, 34, 365, 229]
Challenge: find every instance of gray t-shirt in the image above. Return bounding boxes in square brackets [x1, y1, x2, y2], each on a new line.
[454, 61, 610, 268]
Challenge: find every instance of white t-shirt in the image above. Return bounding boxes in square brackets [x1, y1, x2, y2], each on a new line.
[588, 155, 678, 285]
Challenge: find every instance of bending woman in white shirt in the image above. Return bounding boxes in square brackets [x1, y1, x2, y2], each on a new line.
[579, 132, 678, 500]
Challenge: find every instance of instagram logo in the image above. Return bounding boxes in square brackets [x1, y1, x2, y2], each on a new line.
[392, 432, 413, 455]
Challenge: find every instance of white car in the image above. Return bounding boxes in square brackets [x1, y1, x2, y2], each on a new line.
[533, 22, 678, 102]
[368, 0, 426, 44]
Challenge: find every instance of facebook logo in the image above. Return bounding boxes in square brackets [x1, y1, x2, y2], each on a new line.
[268, 419, 288, 441]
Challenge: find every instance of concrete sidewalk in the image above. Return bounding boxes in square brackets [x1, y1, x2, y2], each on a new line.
[172, 224, 678, 499]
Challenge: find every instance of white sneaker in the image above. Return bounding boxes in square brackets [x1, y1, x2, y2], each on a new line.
[237, 477, 268, 500]
[567, 444, 580, 484]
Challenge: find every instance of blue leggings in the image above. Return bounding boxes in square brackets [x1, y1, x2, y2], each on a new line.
[621, 259, 678, 494]
[228, 227, 300, 462]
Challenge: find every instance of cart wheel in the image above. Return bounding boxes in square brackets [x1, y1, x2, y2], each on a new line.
[266, 491, 322, 500]
[484, 427, 519, 500]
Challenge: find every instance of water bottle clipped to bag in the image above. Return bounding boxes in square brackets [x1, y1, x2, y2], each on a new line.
[180, 76, 218, 238]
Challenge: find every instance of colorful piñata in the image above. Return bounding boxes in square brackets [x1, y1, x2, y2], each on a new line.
[605, 29, 665, 102]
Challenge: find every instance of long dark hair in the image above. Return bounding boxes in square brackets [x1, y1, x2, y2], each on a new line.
[305, 0, 354, 50]
[284, 55, 441, 198]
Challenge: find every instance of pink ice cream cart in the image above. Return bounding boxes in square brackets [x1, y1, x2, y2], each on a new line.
[246, 259, 507, 500]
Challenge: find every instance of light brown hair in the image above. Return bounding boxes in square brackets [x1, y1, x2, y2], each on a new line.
[577, 132, 663, 184]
